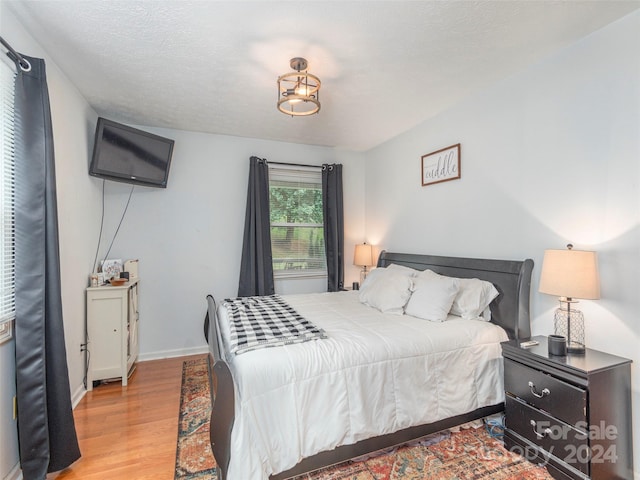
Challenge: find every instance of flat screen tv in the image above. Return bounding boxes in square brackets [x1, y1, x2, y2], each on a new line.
[89, 117, 174, 188]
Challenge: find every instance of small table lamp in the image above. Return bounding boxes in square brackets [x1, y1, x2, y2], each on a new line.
[354, 243, 374, 285]
[539, 244, 600, 354]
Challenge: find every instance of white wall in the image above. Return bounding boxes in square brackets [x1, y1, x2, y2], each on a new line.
[365, 10, 639, 478]
[0, 7, 100, 479]
[97, 131, 364, 360]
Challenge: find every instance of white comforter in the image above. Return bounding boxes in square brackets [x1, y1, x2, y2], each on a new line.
[218, 291, 508, 479]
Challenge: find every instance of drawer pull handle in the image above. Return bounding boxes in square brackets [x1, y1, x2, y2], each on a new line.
[528, 381, 550, 398]
[530, 419, 552, 439]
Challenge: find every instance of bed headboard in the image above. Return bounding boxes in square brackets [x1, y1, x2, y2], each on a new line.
[377, 251, 534, 340]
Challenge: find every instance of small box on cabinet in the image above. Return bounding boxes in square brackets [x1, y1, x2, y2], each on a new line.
[124, 259, 138, 279]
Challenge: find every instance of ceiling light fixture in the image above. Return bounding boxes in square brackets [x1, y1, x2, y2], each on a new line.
[277, 57, 321, 117]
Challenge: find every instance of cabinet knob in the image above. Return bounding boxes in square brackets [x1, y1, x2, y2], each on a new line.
[528, 381, 550, 398]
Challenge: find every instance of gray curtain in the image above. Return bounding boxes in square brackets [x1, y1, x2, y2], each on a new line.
[238, 156, 275, 296]
[322, 164, 344, 292]
[13, 54, 81, 478]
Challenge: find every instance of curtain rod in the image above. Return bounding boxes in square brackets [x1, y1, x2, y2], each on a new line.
[267, 161, 322, 170]
[0, 35, 31, 71]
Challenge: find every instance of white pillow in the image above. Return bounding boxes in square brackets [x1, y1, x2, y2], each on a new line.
[450, 277, 499, 320]
[386, 263, 420, 277]
[359, 267, 413, 315]
[405, 269, 460, 322]
[359, 266, 385, 290]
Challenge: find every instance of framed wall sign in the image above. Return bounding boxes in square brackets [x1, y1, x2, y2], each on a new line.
[421, 143, 461, 186]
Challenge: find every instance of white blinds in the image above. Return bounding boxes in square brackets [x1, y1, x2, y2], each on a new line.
[0, 58, 16, 332]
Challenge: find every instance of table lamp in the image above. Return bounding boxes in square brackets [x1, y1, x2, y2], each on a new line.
[354, 243, 374, 285]
[538, 244, 600, 354]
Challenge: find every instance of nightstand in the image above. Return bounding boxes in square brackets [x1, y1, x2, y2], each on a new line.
[501, 336, 633, 480]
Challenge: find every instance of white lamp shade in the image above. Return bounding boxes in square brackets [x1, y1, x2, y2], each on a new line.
[354, 243, 374, 267]
[539, 248, 600, 300]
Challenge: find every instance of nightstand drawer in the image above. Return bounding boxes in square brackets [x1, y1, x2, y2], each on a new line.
[505, 396, 589, 475]
[504, 358, 586, 426]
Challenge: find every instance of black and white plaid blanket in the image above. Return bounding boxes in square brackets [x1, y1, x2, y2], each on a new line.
[223, 295, 327, 355]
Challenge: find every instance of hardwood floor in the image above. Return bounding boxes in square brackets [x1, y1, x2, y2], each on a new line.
[47, 354, 207, 480]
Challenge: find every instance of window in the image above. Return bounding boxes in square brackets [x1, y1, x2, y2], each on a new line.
[0, 58, 16, 343]
[269, 166, 326, 277]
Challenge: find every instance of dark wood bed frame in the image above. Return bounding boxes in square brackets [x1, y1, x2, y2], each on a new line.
[205, 251, 534, 480]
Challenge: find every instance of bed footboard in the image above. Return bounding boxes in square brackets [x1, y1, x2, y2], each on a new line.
[205, 295, 235, 480]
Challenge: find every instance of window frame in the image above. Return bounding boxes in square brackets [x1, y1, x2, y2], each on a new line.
[268, 165, 327, 280]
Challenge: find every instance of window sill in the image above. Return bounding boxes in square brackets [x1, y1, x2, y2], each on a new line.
[274, 271, 328, 280]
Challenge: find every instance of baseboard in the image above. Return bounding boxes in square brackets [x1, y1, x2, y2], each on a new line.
[137, 345, 208, 362]
[71, 382, 86, 408]
[4, 462, 22, 480]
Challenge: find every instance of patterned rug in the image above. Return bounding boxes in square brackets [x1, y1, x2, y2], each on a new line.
[175, 358, 553, 479]
[175, 358, 217, 479]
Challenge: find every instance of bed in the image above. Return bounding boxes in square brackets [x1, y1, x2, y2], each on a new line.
[205, 251, 533, 480]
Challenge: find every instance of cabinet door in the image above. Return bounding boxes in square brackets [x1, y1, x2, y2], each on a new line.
[89, 295, 124, 379]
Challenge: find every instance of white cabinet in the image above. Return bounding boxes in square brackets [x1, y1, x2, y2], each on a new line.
[86, 279, 139, 390]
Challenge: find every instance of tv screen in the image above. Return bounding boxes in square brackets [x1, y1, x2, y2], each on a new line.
[89, 117, 174, 188]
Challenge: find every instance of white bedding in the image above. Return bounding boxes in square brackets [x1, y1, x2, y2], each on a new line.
[218, 290, 509, 479]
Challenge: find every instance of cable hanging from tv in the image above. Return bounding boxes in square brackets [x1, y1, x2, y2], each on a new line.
[91, 180, 135, 274]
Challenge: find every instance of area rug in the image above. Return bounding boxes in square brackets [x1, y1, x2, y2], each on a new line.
[175, 358, 217, 479]
[175, 358, 553, 479]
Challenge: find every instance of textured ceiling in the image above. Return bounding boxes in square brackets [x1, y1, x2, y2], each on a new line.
[5, 1, 639, 151]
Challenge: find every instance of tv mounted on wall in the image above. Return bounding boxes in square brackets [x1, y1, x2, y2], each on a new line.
[89, 117, 175, 188]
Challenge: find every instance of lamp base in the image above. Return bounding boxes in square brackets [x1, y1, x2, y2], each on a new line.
[360, 267, 369, 286]
[553, 302, 585, 355]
